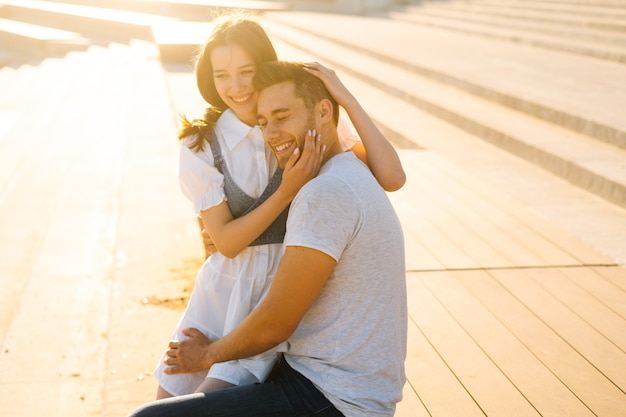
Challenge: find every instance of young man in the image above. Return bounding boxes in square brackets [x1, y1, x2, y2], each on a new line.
[128, 61, 407, 417]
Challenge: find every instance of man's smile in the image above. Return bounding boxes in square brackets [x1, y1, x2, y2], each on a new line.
[274, 139, 295, 154]
[275, 141, 293, 153]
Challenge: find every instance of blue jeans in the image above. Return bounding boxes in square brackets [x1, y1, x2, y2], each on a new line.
[128, 357, 345, 417]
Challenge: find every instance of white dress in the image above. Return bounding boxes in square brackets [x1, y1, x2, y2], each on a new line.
[154, 109, 358, 396]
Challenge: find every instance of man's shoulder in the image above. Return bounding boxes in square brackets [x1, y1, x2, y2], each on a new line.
[299, 172, 349, 201]
[295, 154, 379, 203]
[303, 157, 358, 194]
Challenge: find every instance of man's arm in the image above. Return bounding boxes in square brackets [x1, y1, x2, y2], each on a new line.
[164, 245, 337, 374]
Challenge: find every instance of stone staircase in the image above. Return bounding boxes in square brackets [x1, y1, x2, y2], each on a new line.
[0, 0, 625, 210]
[261, 1, 626, 210]
[0, 0, 287, 63]
[392, 0, 626, 63]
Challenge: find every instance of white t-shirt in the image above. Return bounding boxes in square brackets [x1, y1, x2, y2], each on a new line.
[284, 152, 407, 417]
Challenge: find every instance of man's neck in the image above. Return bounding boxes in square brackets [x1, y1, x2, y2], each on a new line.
[320, 132, 343, 166]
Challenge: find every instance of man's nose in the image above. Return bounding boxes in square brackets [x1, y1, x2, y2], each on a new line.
[264, 121, 279, 142]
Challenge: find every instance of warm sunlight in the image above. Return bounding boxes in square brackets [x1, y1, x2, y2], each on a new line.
[1, 1, 625, 417]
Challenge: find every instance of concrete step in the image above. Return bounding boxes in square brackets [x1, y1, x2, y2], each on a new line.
[262, 11, 626, 150]
[0, 0, 175, 41]
[0, 17, 90, 56]
[394, 3, 626, 46]
[0, 50, 101, 187]
[475, 0, 626, 20]
[0, 64, 36, 134]
[151, 20, 214, 63]
[432, 0, 626, 32]
[0, 66, 21, 105]
[0, 108, 20, 148]
[0, 46, 29, 67]
[0, 39, 200, 414]
[0, 56, 69, 117]
[537, 0, 626, 7]
[389, 8, 626, 64]
[0, 0, 290, 60]
[534, 0, 626, 8]
[260, 12, 626, 209]
[396, 2, 626, 46]
[35, 0, 289, 19]
[0, 62, 37, 91]
[0, 46, 110, 345]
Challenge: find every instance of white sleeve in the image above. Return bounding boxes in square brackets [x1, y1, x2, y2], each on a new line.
[178, 138, 226, 215]
[337, 114, 360, 152]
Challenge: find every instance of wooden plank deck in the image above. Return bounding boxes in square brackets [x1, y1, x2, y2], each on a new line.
[391, 150, 626, 417]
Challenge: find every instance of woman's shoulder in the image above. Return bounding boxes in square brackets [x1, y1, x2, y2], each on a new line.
[337, 115, 359, 151]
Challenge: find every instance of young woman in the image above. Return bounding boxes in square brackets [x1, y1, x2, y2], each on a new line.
[153, 13, 406, 399]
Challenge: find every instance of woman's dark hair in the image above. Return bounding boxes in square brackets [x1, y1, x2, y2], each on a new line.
[179, 14, 278, 151]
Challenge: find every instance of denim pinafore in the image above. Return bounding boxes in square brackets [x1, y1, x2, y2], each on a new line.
[209, 135, 288, 245]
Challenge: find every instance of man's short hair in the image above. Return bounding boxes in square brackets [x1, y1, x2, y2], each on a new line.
[254, 61, 340, 126]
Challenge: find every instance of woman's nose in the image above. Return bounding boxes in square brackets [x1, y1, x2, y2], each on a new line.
[231, 75, 243, 90]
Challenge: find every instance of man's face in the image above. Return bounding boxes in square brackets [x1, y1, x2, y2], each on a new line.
[257, 81, 315, 169]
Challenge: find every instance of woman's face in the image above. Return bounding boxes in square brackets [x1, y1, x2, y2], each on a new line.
[211, 43, 259, 126]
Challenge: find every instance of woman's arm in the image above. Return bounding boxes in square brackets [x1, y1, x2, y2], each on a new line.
[201, 131, 323, 258]
[304, 62, 406, 192]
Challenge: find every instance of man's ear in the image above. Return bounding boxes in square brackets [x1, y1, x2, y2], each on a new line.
[318, 99, 334, 123]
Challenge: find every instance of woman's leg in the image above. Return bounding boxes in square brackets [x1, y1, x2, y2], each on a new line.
[155, 386, 173, 400]
[194, 377, 235, 393]
[153, 261, 232, 397]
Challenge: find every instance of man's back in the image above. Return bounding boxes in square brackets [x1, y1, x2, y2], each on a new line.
[283, 152, 407, 417]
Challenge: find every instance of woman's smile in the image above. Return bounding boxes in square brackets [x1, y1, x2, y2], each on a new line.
[230, 93, 253, 104]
